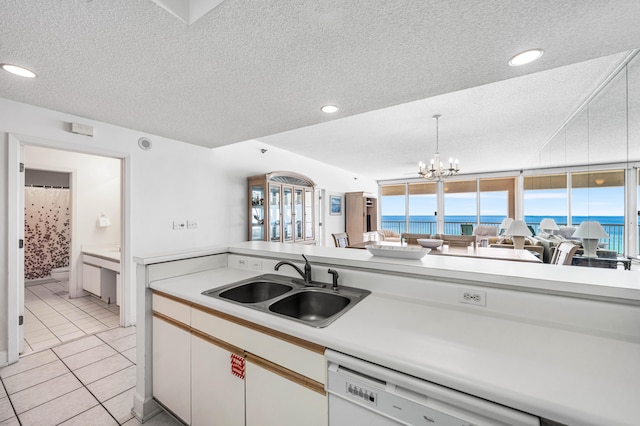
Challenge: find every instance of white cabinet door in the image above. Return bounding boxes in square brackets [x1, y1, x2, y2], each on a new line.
[82, 263, 101, 296]
[191, 334, 244, 426]
[152, 316, 191, 424]
[245, 360, 327, 426]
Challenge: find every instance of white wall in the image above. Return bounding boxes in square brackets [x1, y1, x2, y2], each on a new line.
[0, 97, 377, 358]
[24, 146, 122, 297]
[209, 140, 377, 245]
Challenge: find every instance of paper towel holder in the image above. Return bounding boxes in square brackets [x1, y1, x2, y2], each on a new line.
[97, 212, 111, 228]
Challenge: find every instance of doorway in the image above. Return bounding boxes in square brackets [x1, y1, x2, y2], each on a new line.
[22, 163, 122, 355]
[8, 135, 131, 363]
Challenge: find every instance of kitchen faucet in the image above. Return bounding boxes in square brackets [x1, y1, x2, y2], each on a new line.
[274, 254, 313, 284]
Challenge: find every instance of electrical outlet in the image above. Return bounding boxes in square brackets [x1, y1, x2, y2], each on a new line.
[249, 259, 263, 270]
[458, 288, 486, 306]
[173, 221, 186, 230]
[187, 220, 198, 229]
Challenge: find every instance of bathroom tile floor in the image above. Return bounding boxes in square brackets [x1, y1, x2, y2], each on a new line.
[0, 327, 181, 426]
[23, 282, 121, 354]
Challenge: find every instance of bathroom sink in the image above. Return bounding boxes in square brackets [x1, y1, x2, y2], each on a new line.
[218, 281, 293, 303]
[202, 273, 370, 328]
[269, 291, 349, 322]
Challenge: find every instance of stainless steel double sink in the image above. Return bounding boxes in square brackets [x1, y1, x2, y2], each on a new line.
[202, 274, 370, 328]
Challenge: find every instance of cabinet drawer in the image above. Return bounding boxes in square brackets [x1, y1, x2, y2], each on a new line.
[83, 254, 120, 272]
[191, 307, 325, 384]
[152, 293, 191, 326]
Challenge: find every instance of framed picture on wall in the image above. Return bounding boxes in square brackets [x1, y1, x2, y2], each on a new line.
[330, 195, 342, 215]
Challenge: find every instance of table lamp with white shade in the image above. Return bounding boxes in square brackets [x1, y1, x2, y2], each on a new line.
[538, 218, 559, 237]
[505, 219, 532, 249]
[572, 221, 609, 258]
[499, 217, 514, 235]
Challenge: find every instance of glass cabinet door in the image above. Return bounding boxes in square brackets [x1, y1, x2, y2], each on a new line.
[304, 188, 314, 240]
[250, 184, 265, 240]
[294, 188, 304, 241]
[282, 186, 293, 242]
[268, 185, 281, 242]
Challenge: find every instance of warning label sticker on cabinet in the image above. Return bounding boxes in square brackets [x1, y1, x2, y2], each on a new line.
[230, 353, 245, 379]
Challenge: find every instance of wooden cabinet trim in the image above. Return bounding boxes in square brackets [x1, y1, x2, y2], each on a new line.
[153, 290, 193, 307]
[246, 352, 326, 396]
[192, 304, 326, 355]
[152, 290, 326, 354]
[191, 328, 244, 357]
[152, 311, 191, 334]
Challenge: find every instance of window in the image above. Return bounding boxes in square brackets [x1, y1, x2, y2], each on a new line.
[571, 170, 625, 253]
[524, 174, 568, 233]
[408, 182, 437, 235]
[443, 180, 477, 235]
[479, 177, 515, 229]
[380, 184, 406, 234]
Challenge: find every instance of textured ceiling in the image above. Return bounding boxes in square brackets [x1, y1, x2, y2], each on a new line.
[2, 1, 640, 180]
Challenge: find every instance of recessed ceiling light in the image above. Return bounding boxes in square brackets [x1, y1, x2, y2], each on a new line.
[321, 105, 339, 113]
[508, 49, 544, 66]
[1, 63, 37, 78]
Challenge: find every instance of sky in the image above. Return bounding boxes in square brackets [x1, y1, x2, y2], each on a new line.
[382, 187, 627, 217]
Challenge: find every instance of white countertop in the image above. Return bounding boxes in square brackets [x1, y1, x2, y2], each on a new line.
[148, 255, 640, 426]
[83, 246, 121, 263]
[136, 241, 640, 302]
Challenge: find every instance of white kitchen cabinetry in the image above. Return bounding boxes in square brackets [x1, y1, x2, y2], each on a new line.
[152, 294, 191, 424]
[152, 291, 327, 426]
[245, 356, 327, 426]
[191, 333, 244, 426]
[82, 263, 101, 296]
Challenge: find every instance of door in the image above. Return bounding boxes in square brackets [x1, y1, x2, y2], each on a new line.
[268, 185, 281, 242]
[17, 145, 25, 355]
[282, 186, 293, 242]
[7, 138, 25, 361]
[245, 359, 327, 426]
[294, 188, 304, 242]
[191, 334, 245, 426]
[304, 188, 315, 241]
[152, 316, 191, 424]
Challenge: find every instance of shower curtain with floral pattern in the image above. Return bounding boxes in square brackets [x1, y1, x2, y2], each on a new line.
[24, 187, 71, 279]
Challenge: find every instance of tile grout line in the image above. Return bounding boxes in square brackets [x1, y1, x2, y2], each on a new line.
[0, 375, 21, 425]
[24, 284, 120, 350]
[2, 331, 136, 425]
[27, 284, 115, 331]
[52, 335, 138, 426]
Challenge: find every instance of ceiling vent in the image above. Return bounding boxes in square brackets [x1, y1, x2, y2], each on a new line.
[151, 0, 224, 25]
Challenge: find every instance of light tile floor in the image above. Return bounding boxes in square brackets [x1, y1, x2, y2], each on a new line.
[23, 282, 121, 354]
[0, 327, 181, 426]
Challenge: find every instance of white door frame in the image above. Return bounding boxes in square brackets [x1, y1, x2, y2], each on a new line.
[7, 133, 132, 364]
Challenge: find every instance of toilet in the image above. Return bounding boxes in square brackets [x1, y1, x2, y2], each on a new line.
[50, 266, 70, 292]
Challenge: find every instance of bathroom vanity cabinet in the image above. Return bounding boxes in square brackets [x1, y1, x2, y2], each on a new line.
[81, 250, 120, 304]
[151, 291, 327, 426]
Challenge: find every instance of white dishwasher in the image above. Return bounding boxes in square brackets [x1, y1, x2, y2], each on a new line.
[326, 350, 540, 426]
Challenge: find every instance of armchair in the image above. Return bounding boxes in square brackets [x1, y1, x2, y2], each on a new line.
[377, 229, 401, 242]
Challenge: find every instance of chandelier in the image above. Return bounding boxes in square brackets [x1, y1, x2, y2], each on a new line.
[418, 114, 460, 180]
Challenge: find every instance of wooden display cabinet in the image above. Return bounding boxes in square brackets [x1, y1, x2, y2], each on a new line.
[345, 192, 378, 244]
[248, 172, 316, 244]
